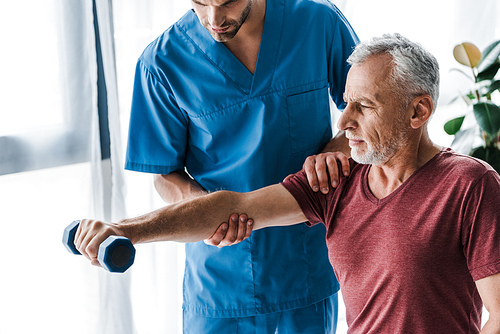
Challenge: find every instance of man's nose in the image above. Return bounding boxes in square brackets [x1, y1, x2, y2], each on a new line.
[208, 7, 225, 28]
[337, 104, 356, 131]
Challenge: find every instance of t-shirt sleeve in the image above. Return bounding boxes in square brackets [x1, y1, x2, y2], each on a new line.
[462, 170, 500, 281]
[125, 59, 189, 174]
[281, 171, 331, 227]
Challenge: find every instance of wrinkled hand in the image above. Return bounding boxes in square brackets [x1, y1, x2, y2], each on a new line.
[74, 219, 124, 267]
[204, 214, 254, 248]
[284, 152, 350, 194]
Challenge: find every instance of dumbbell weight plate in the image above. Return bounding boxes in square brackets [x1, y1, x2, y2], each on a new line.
[63, 220, 135, 273]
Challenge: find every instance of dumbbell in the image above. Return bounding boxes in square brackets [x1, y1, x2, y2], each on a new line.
[62, 220, 136, 273]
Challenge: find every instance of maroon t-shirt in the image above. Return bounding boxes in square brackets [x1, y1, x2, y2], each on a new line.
[282, 148, 500, 333]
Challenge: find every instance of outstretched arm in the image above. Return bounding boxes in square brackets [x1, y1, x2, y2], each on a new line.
[74, 184, 305, 265]
[154, 171, 248, 246]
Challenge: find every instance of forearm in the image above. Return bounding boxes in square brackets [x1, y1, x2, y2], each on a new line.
[322, 130, 351, 157]
[119, 184, 305, 244]
[154, 171, 207, 204]
[75, 185, 305, 263]
[120, 190, 240, 244]
[154, 171, 247, 246]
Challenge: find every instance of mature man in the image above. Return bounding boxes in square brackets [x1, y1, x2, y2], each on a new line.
[78, 34, 500, 333]
[124, 0, 358, 332]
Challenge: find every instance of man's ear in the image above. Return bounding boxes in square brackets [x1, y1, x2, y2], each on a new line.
[409, 95, 433, 129]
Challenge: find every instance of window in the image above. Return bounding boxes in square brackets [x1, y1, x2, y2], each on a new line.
[0, 0, 94, 175]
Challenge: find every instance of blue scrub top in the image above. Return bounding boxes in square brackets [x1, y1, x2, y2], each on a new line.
[125, 0, 358, 318]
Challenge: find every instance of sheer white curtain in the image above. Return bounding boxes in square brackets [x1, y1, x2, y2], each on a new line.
[111, 1, 191, 334]
[92, 1, 135, 333]
[0, 0, 121, 333]
[0, 0, 184, 333]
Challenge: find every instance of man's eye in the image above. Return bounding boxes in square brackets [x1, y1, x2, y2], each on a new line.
[222, 0, 237, 6]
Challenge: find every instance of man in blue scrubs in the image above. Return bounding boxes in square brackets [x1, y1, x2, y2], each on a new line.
[125, 0, 358, 332]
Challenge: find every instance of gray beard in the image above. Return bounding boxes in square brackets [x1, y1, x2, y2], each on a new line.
[351, 125, 410, 165]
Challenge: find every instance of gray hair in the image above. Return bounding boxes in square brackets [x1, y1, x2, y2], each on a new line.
[347, 33, 440, 110]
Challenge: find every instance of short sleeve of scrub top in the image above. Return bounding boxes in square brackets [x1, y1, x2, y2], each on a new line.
[125, 59, 189, 175]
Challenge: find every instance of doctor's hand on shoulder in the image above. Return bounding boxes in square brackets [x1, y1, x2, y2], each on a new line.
[284, 151, 350, 194]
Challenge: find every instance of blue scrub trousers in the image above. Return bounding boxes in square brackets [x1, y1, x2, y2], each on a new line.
[183, 293, 338, 334]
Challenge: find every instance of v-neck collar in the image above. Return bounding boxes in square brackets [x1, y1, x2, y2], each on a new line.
[361, 148, 445, 205]
[179, 0, 284, 96]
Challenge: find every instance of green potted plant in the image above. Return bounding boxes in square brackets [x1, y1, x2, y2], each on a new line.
[444, 40, 500, 172]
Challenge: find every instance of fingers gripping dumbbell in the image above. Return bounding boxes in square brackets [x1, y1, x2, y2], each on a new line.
[62, 220, 136, 273]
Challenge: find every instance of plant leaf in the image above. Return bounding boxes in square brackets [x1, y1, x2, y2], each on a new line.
[464, 92, 475, 102]
[477, 40, 500, 81]
[444, 116, 465, 135]
[473, 102, 500, 137]
[470, 146, 500, 173]
[453, 42, 482, 68]
[479, 40, 500, 62]
[487, 80, 500, 95]
[477, 63, 500, 81]
[450, 126, 479, 155]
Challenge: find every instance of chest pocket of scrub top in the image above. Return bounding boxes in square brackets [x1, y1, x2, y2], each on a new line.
[286, 87, 331, 153]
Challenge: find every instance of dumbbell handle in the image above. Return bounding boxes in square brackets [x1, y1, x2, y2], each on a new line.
[63, 220, 136, 273]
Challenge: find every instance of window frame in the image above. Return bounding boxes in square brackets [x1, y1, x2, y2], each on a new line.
[0, 0, 110, 176]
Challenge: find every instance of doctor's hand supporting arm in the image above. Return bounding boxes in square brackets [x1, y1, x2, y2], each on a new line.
[153, 170, 251, 247]
[73, 184, 305, 265]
